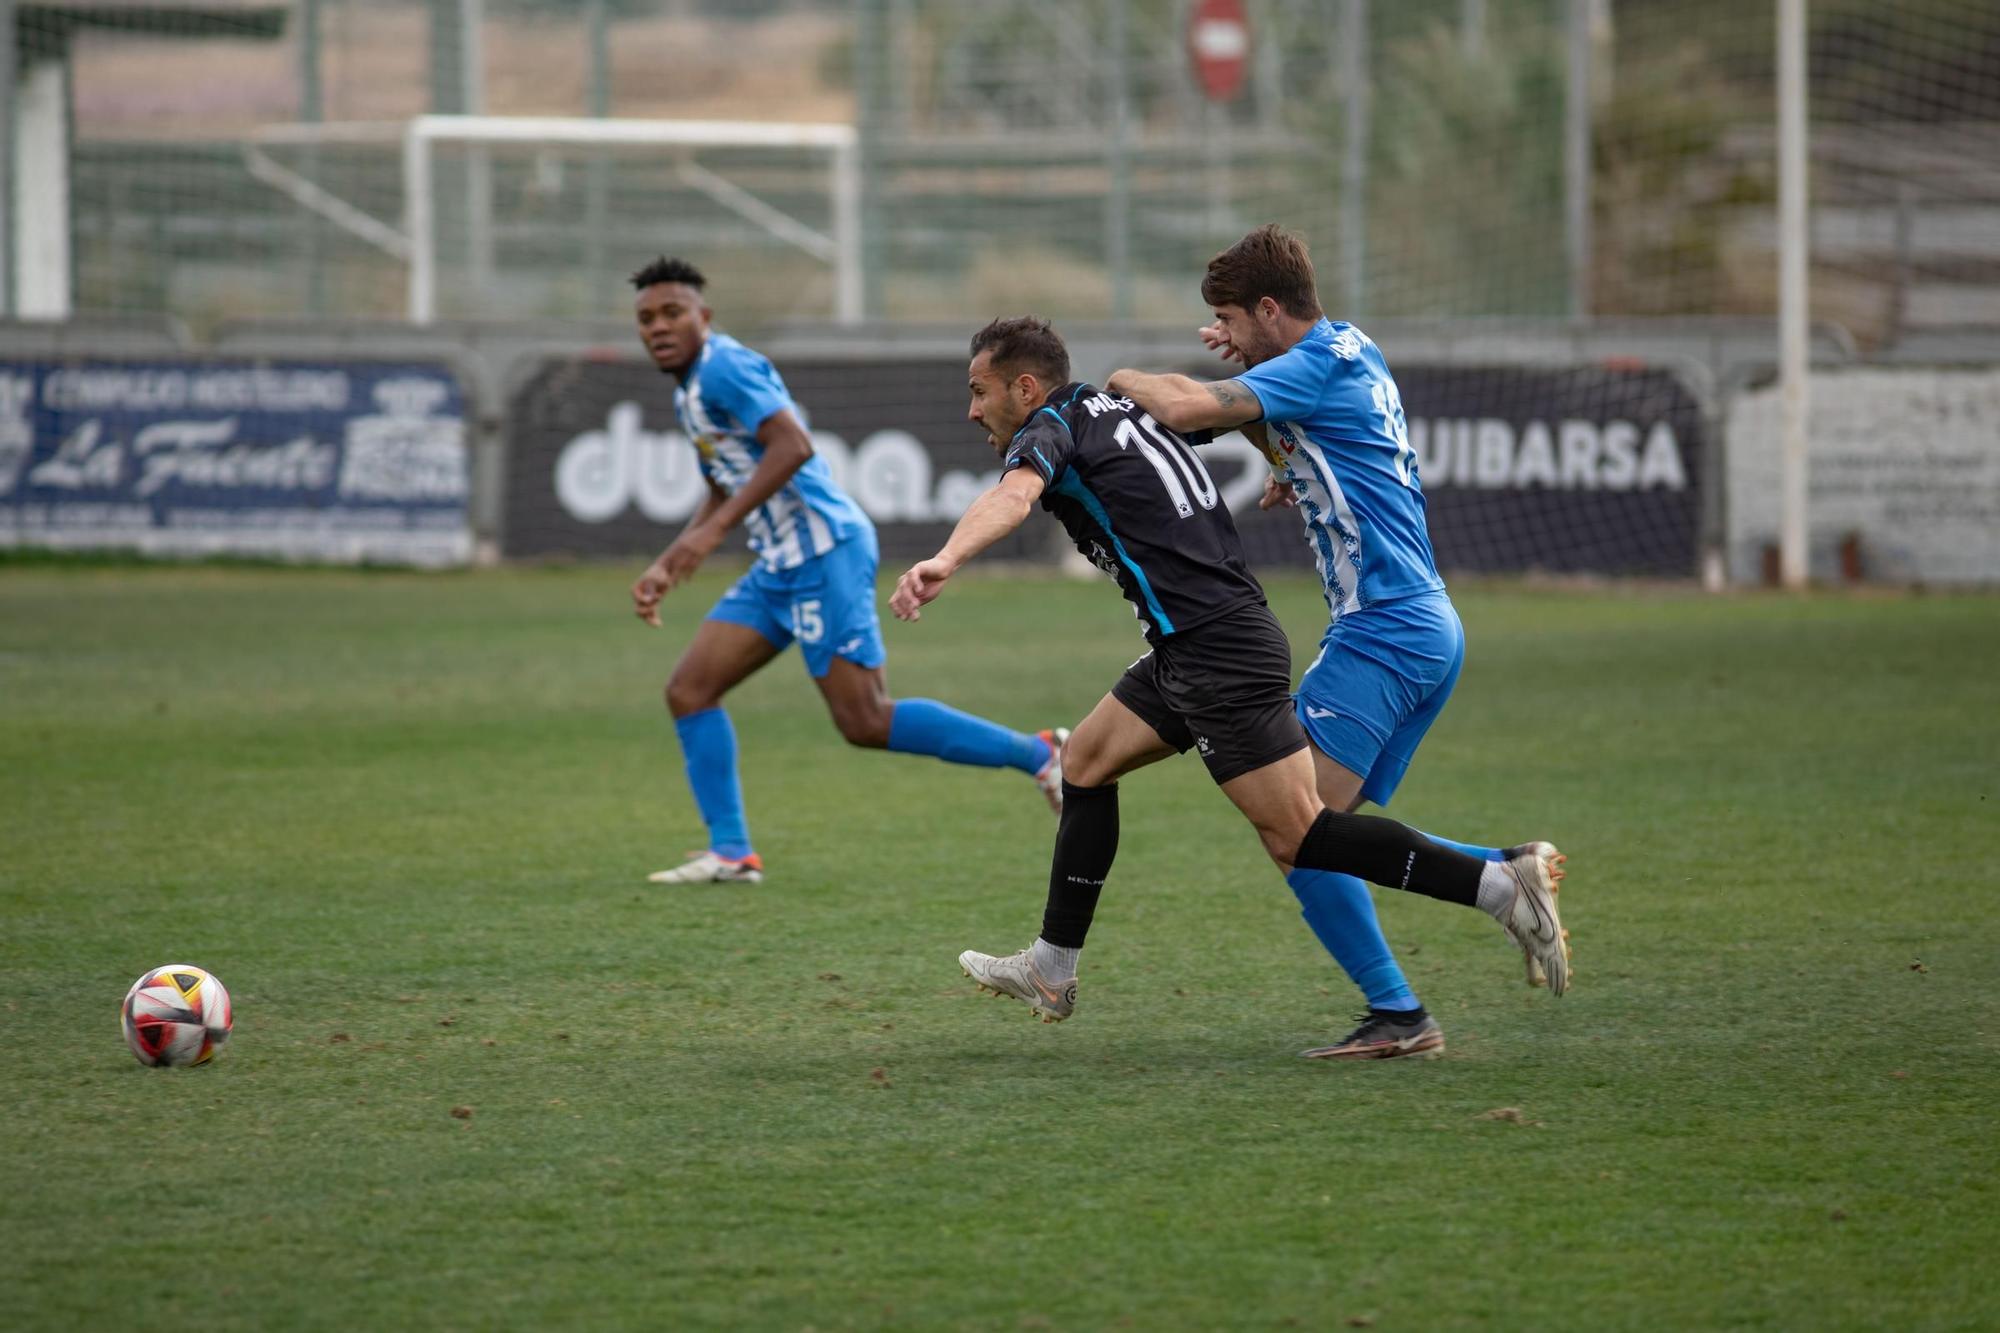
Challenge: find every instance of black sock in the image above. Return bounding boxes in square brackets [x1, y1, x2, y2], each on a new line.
[1040, 780, 1119, 948]
[1293, 809, 1483, 907]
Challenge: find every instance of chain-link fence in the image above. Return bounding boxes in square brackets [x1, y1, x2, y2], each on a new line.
[5, 0, 1993, 345]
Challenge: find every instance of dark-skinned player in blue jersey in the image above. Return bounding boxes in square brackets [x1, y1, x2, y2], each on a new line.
[626, 257, 1065, 886]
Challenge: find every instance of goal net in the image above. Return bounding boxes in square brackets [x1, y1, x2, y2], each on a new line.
[243, 115, 860, 327]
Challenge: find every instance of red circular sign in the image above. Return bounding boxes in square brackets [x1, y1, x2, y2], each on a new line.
[1188, 0, 1251, 103]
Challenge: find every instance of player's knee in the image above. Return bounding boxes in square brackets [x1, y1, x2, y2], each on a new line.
[1061, 734, 1114, 787]
[1255, 823, 1298, 870]
[1253, 808, 1318, 871]
[832, 699, 892, 748]
[665, 672, 717, 717]
[1066, 755, 1117, 788]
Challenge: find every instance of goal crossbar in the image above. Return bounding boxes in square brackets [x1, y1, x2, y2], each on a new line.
[389, 115, 860, 325]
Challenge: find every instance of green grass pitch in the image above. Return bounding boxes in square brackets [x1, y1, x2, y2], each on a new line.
[2, 564, 1994, 1331]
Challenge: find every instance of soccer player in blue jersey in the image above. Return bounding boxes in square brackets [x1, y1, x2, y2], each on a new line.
[1107, 225, 1572, 991]
[626, 257, 1065, 885]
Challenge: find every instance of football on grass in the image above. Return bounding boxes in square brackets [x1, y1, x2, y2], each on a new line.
[122, 964, 232, 1067]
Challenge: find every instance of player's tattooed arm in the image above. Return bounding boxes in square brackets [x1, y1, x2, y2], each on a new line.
[1205, 379, 1252, 413]
[1105, 368, 1264, 432]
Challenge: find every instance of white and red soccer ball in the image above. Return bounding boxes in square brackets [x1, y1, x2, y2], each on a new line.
[122, 964, 232, 1067]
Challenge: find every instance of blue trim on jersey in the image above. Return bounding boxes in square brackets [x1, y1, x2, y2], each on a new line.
[1241, 319, 1444, 613]
[678, 332, 869, 571]
[1034, 405, 1073, 436]
[1031, 446, 1053, 477]
[1052, 472, 1174, 635]
[1286, 432, 1358, 607]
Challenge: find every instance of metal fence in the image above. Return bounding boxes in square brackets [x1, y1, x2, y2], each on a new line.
[5, 0, 1996, 347]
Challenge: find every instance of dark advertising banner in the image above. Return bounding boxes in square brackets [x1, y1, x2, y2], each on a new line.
[1406, 363, 1703, 575]
[0, 360, 471, 566]
[503, 355, 1702, 576]
[501, 357, 1277, 561]
[1230, 362, 1705, 576]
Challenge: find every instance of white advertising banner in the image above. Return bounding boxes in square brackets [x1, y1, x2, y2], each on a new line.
[1727, 367, 2000, 584]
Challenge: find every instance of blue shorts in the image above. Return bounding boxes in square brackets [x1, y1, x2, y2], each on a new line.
[705, 528, 888, 679]
[1296, 592, 1465, 808]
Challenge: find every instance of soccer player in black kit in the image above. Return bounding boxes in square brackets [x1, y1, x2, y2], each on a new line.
[891, 317, 1566, 1061]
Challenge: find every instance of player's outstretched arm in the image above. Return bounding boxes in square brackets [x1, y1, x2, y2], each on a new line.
[1105, 368, 1264, 434]
[633, 482, 727, 625]
[891, 469, 1045, 622]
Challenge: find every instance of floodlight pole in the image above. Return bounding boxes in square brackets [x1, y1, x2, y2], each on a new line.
[1106, 0, 1132, 321]
[0, 0, 14, 317]
[300, 0, 326, 313]
[1338, 0, 1368, 316]
[1777, 0, 1811, 588]
[584, 0, 610, 300]
[854, 0, 886, 320]
[1565, 0, 1593, 321]
[460, 0, 493, 310]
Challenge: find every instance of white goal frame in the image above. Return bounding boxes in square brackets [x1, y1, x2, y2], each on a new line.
[246, 115, 862, 326]
[404, 116, 861, 326]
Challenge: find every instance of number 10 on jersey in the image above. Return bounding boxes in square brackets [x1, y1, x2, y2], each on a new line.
[1114, 414, 1219, 518]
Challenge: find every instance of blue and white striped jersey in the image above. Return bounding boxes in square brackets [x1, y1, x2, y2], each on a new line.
[674, 332, 869, 570]
[1237, 318, 1447, 617]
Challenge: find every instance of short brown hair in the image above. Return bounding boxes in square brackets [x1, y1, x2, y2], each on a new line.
[969, 316, 1070, 386]
[1200, 224, 1322, 320]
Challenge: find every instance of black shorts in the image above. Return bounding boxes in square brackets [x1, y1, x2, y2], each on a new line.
[1111, 601, 1308, 786]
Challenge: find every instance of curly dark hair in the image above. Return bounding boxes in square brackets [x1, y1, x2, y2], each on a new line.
[969, 315, 1070, 386]
[629, 256, 707, 291]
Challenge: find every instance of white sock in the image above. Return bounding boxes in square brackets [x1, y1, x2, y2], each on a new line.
[1031, 938, 1080, 980]
[1475, 862, 1517, 922]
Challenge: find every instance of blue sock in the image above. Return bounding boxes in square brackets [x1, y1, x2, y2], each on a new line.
[1285, 868, 1419, 1011]
[1419, 831, 1505, 862]
[887, 699, 1050, 774]
[673, 708, 752, 860]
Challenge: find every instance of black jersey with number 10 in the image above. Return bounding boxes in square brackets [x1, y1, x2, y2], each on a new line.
[1003, 382, 1266, 641]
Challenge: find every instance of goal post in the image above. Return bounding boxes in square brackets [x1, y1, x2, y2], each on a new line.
[400, 115, 861, 326]
[245, 114, 861, 327]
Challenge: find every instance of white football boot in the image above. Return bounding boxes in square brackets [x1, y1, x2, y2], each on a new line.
[1032, 727, 1070, 813]
[1497, 843, 1570, 995]
[647, 851, 764, 885]
[959, 946, 1077, 1023]
[1501, 842, 1571, 988]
